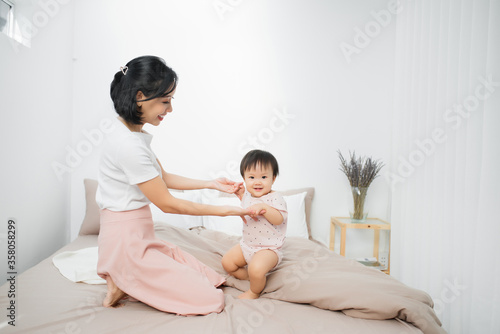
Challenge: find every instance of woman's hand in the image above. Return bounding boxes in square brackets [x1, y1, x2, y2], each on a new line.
[221, 206, 254, 216]
[221, 206, 257, 224]
[211, 178, 243, 194]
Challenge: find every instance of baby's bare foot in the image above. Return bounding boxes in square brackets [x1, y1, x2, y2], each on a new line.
[238, 290, 260, 299]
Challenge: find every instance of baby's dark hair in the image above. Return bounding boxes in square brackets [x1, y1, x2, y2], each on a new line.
[240, 150, 279, 178]
[110, 55, 178, 125]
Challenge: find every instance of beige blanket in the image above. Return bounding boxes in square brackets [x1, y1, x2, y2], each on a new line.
[155, 224, 445, 334]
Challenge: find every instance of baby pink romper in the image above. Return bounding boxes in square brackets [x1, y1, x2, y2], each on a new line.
[240, 190, 288, 266]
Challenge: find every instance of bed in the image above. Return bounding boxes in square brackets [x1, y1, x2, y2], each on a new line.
[0, 179, 445, 334]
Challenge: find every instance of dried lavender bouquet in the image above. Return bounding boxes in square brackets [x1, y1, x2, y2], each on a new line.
[338, 150, 384, 220]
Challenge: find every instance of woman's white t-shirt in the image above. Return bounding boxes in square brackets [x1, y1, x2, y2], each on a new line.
[96, 119, 161, 211]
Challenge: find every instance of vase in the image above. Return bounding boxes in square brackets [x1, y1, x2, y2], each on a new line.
[349, 186, 369, 223]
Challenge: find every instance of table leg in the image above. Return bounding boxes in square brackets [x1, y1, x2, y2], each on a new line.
[329, 221, 336, 252]
[340, 227, 346, 256]
[373, 229, 380, 260]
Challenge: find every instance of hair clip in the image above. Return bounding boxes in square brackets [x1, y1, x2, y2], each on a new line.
[120, 66, 128, 75]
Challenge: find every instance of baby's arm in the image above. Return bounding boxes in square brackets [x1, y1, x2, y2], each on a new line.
[248, 203, 284, 225]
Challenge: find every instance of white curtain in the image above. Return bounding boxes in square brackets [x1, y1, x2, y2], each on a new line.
[390, 0, 500, 333]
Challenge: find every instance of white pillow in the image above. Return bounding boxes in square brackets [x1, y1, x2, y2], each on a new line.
[151, 190, 203, 229]
[283, 191, 309, 239]
[201, 195, 243, 236]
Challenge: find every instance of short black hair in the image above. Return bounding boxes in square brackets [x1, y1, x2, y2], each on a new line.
[110, 55, 178, 125]
[240, 150, 279, 178]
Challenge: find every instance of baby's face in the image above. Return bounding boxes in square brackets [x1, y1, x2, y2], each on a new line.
[243, 164, 276, 198]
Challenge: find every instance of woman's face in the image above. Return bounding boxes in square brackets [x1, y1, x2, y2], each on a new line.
[137, 87, 176, 126]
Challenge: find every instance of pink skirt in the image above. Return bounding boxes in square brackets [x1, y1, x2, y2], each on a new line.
[97, 205, 226, 315]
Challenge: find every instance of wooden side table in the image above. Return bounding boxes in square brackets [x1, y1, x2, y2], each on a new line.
[329, 217, 391, 274]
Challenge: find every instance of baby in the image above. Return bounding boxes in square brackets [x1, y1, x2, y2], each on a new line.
[222, 149, 287, 299]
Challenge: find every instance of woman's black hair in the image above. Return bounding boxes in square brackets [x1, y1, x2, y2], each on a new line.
[240, 150, 279, 178]
[110, 55, 178, 125]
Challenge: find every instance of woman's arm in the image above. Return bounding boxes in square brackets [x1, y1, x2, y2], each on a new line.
[162, 172, 212, 190]
[138, 176, 249, 217]
[157, 159, 241, 193]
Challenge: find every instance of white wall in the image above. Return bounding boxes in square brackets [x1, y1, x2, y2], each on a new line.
[0, 1, 396, 282]
[0, 0, 75, 282]
[69, 0, 395, 256]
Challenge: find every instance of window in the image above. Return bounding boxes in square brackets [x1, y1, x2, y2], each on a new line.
[0, 0, 13, 36]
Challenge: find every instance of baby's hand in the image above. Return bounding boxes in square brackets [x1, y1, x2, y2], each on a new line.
[248, 204, 267, 219]
[235, 183, 245, 197]
[240, 208, 259, 224]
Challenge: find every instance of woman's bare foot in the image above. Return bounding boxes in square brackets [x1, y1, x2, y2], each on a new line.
[238, 290, 260, 299]
[103, 276, 127, 308]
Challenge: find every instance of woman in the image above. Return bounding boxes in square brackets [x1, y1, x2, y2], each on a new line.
[95, 55, 252, 316]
